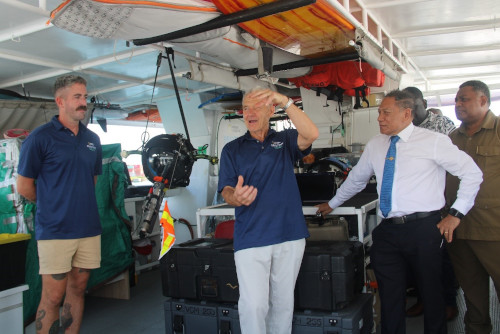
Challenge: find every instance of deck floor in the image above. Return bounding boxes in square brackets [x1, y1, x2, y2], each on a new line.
[25, 267, 499, 334]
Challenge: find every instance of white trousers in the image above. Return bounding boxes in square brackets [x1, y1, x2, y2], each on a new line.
[234, 238, 306, 334]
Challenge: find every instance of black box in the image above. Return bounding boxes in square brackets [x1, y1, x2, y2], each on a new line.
[164, 298, 219, 334]
[292, 293, 373, 334]
[160, 238, 239, 303]
[0, 234, 30, 291]
[295, 240, 364, 311]
[218, 303, 241, 334]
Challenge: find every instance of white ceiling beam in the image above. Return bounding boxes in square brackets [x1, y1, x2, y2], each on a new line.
[0, 41, 207, 102]
[147, 43, 234, 72]
[143, 72, 188, 85]
[435, 95, 442, 107]
[119, 85, 225, 108]
[325, 0, 410, 74]
[421, 84, 500, 97]
[0, 46, 155, 73]
[89, 82, 144, 96]
[342, 0, 349, 11]
[81, 69, 179, 91]
[0, 0, 52, 43]
[364, 0, 434, 9]
[348, 0, 432, 83]
[71, 47, 156, 71]
[0, 0, 51, 16]
[0, 48, 71, 69]
[0, 18, 52, 43]
[90, 119, 165, 127]
[420, 61, 500, 71]
[0, 47, 158, 88]
[0, 68, 70, 88]
[82, 69, 152, 84]
[393, 18, 500, 38]
[351, 1, 430, 84]
[361, 8, 368, 30]
[409, 44, 500, 57]
[39, 0, 47, 11]
[84, 69, 192, 96]
[415, 71, 500, 82]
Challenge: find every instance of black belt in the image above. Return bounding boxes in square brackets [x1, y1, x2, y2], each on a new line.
[383, 211, 440, 224]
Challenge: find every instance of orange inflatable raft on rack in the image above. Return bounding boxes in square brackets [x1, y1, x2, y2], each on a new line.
[211, 0, 356, 58]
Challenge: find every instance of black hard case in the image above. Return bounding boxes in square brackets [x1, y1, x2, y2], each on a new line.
[164, 294, 373, 334]
[295, 240, 365, 311]
[164, 298, 220, 334]
[292, 293, 373, 334]
[164, 298, 241, 334]
[160, 238, 239, 303]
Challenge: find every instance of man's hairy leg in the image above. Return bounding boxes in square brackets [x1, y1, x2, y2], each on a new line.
[36, 273, 68, 334]
[62, 267, 91, 333]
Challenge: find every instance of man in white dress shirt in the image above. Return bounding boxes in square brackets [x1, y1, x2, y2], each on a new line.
[316, 90, 482, 334]
[402, 86, 459, 321]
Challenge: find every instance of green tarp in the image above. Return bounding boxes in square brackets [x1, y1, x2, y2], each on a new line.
[0, 139, 23, 234]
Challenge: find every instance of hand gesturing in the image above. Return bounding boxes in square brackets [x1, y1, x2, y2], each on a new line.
[233, 175, 258, 206]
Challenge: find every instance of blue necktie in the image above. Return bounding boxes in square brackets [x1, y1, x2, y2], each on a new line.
[380, 135, 400, 217]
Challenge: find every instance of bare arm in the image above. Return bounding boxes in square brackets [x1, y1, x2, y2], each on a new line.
[221, 176, 258, 207]
[94, 175, 98, 185]
[17, 175, 36, 202]
[248, 89, 319, 150]
[281, 98, 319, 151]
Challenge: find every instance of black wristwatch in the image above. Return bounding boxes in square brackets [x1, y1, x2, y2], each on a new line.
[448, 208, 464, 219]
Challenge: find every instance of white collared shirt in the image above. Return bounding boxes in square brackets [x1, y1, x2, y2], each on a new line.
[329, 123, 483, 218]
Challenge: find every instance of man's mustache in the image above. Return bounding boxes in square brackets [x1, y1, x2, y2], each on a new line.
[77, 106, 87, 111]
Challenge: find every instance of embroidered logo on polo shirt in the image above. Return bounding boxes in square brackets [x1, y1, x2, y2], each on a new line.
[87, 142, 97, 151]
[271, 141, 283, 149]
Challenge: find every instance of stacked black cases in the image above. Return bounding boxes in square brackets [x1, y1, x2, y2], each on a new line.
[160, 238, 239, 303]
[164, 294, 373, 334]
[295, 240, 365, 311]
[292, 293, 373, 334]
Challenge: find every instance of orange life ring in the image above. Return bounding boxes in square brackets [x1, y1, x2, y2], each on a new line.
[4, 128, 30, 139]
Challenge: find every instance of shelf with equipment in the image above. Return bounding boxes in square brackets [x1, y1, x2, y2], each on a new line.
[196, 192, 378, 244]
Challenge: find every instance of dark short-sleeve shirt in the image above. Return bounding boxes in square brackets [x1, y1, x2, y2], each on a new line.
[18, 116, 102, 240]
[218, 128, 310, 252]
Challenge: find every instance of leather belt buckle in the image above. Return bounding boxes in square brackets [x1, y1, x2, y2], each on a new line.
[391, 216, 406, 224]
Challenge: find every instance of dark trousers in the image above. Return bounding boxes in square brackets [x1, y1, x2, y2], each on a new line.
[371, 213, 447, 334]
[441, 245, 458, 306]
[407, 243, 458, 306]
[447, 239, 500, 334]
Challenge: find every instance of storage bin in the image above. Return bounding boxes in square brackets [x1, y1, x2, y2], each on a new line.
[0, 284, 29, 334]
[0, 233, 31, 291]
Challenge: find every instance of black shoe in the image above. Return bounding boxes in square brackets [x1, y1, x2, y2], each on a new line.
[446, 306, 458, 321]
[406, 301, 424, 317]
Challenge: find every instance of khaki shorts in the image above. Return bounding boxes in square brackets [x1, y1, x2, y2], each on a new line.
[37, 235, 101, 275]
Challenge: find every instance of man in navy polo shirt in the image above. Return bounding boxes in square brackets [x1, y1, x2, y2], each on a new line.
[17, 75, 102, 334]
[218, 87, 319, 334]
